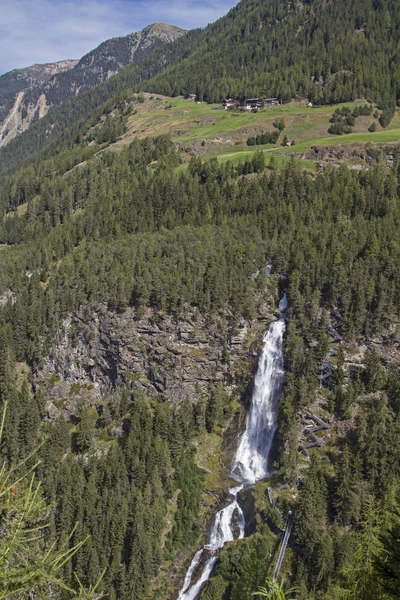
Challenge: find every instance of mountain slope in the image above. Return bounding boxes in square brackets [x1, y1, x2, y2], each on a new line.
[0, 60, 78, 101]
[0, 23, 186, 148]
[2, 0, 400, 174]
[0, 60, 78, 142]
[1, 130, 400, 599]
[142, 0, 400, 105]
[1, 4, 400, 597]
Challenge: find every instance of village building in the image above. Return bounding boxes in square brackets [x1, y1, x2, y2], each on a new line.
[264, 97, 281, 106]
[222, 98, 237, 109]
[220, 96, 281, 110]
[242, 98, 263, 109]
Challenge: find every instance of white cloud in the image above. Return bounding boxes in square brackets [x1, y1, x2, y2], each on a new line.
[0, 0, 237, 74]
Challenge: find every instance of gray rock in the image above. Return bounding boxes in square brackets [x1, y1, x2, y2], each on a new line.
[36, 303, 270, 419]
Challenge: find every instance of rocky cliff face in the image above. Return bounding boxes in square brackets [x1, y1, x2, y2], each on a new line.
[37, 300, 276, 421]
[0, 60, 78, 144]
[0, 60, 78, 103]
[0, 23, 186, 148]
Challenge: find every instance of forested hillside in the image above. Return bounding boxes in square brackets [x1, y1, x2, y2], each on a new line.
[1, 119, 400, 596]
[1, 1, 400, 599]
[2, 0, 400, 173]
[143, 0, 400, 108]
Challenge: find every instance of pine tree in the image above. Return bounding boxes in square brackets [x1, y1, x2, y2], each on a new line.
[0, 403, 103, 599]
[341, 498, 386, 600]
[334, 445, 360, 525]
[376, 499, 400, 598]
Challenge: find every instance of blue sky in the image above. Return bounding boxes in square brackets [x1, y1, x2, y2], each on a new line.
[0, 0, 238, 74]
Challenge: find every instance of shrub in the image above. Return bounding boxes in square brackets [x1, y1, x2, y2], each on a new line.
[246, 130, 280, 146]
[379, 103, 395, 128]
[272, 118, 285, 131]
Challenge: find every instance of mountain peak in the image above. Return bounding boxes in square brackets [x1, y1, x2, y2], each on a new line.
[142, 22, 187, 36]
[0, 23, 187, 148]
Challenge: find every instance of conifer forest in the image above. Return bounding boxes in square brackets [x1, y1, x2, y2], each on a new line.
[1, 1, 400, 599]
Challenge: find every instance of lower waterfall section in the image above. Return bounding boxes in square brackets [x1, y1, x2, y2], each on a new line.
[177, 297, 287, 600]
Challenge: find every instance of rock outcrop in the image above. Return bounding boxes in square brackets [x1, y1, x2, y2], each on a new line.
[37, 300, 276, 420]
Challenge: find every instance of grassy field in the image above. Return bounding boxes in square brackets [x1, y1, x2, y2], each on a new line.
[274, 127, 400, 154]
[109, 94, 400, 168]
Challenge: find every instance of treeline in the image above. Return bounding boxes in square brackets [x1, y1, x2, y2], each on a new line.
[247, 130, 280, 146]
[247, 119, 286, 146]
[142, 0, 400, 109]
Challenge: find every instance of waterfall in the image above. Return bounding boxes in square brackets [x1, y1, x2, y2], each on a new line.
[177, 295, 287, 600]
[177, 550, 204, 599]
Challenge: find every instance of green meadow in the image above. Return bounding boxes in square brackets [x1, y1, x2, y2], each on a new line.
[111, 95, 400, 168]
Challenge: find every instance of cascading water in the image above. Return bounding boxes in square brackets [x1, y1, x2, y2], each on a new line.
[231, 294, 287, 484]
[177, 295, 287, 600]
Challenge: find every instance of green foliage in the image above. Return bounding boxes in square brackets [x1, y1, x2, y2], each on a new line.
[352, 104, 374, 118]
[206, 383, 226, 433]
[379, 102, 396, 128]
[328, 104, 375, 134]
[167, 449, 203, 549]
[1, 51, 400, 600]
[339, 499, 386, 600]
[0, 403, 103, 600]
[272, 119, 286, 132]
[35, 394, 204, 600]
[376, 499, 400, 597]
[334, 445, 361, 525]
[247, 131, 280, 146]
[328, 107, 354, 134]
[75, 405, 97, 453]
[253, 578, 298, 599]
[92, 114, 127, 144]
[202, 534, 274, 600]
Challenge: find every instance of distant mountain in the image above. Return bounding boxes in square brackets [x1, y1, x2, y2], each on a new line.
[0, 60, 78, 143]
[0, 23, 186, 148]
[0, 60, 78, 100]
[2, 0, 400, 174]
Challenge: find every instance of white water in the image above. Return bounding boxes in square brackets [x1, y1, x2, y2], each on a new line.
[178, 550, 204, 598]
[231, 295, 286, 484]
[177, 296, 287, 600]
